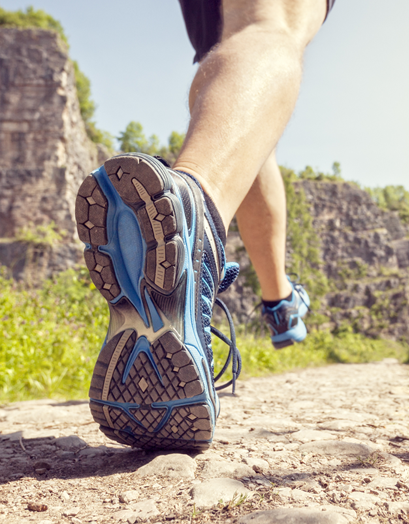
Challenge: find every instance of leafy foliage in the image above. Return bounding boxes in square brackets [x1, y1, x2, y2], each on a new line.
[117, 121, 185, 166]
[0, 267, 406, 402]
[72, 61, 114, 150]
[366, 185, 409, 224]
[297, 162, 343, 182]
[280, 167, 329, 323]
[213, 326, 408, 382]
[0, 6, 68, 44]
[118, 121, 160, 155]
[0, 268, 107, 401]
[15, 221, 66, 247]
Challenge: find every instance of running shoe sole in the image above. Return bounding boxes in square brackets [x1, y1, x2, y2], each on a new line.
[75, 154, 215, 450]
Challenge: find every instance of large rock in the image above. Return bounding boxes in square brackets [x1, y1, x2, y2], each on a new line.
[0, 27, 101, 279]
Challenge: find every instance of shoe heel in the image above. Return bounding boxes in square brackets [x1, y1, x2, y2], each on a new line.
[89, 329, 212, 450]
[104, 154, 185, 293]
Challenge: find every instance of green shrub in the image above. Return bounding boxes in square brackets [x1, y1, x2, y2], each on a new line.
[0, 6, 67, 44]
[0, 268, 107, 401]
[366, 185, 409, 224]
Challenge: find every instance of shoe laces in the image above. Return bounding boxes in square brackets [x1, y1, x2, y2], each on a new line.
[212, 297, 242, 394]
[287, 273, 311, 313]
[201, 248, 242, 394]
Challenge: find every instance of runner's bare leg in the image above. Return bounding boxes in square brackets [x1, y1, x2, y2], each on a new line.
[174, 0, 326, 300]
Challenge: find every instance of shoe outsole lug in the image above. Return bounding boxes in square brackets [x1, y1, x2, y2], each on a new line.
[75, 155, 213, 450]
[273, 339, 295, 350]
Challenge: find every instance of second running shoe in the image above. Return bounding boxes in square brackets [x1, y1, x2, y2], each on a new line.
[75, 153, 240, 450]
[262, 277, 310, 349]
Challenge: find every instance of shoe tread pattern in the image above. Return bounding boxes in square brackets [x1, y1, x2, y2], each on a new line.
[104, 155, 184, 293]
[89, 330, 211, 450]
[75, 176, 121, 301]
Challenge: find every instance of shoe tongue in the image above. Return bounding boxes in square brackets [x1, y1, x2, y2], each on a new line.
[218, 262, 240, 293]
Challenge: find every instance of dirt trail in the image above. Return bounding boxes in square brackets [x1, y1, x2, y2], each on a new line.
[1, 360, 408, 524]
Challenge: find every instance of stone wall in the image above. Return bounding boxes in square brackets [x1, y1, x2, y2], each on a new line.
[0, 27, 103, 279]
[222, 181, 409, 341]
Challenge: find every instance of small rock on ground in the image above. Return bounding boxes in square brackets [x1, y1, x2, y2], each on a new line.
[129, 499, 159, 520]
[135, 453, 196, 478]
[201, 458, 255, 479]
[192, 478, 251, 508]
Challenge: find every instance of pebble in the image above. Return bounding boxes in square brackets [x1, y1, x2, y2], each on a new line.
[62, 507, 81, 517]
[384, 501, 409, 514]
[243, 457, 269, 473]
[201, 458, 255, 479]
[191, 477, 251, 508]
[367, 477, 398, 490]
[348, 492, 379, 510]
[290, 429, 335, 443]
[129, 499, 159, 519]
[136, 453, 197, 478]
[54, 435, 88, 450]
[27, 502, 48, 512]
[112, 509, 136, 522]
[118, 490, 139, 503]
[61, 490, 70, 501]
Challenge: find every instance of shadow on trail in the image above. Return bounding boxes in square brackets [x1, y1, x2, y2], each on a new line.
[1, 427, 406, 487]
[0, 431, 172, 485]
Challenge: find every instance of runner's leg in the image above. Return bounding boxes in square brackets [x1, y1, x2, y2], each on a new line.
[174, 0, 327, 229]
[236, 150, 291, 301]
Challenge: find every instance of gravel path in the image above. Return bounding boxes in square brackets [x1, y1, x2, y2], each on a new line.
[1, 359, 408, 524]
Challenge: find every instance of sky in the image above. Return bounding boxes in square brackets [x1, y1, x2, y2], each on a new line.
[2, 0, 408, 189]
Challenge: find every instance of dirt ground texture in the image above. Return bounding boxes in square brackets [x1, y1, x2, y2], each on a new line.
[0, 359, 408, 524]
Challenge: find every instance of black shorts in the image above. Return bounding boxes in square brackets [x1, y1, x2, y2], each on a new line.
[179, 0, 337, 63]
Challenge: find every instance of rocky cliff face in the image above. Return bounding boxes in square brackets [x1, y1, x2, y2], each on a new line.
[0, 28, 102, 279]
[222, 181, 409, 341]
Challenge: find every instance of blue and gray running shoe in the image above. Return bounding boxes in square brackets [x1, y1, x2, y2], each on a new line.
[75, 153, 240, 450]
[262, 277, 310, 349]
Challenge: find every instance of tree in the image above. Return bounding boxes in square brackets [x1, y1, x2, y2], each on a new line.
[168, 131, 185, 155]
[117, 122, 186, 165]
[117, 121, 160, 155]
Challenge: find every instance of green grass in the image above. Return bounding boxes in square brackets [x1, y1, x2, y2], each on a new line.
[213, 327, 408, 385]
[0, 268, 407, 402]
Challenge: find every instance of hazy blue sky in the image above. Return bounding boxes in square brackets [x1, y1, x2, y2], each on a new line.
[2, 0, 408, 189]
